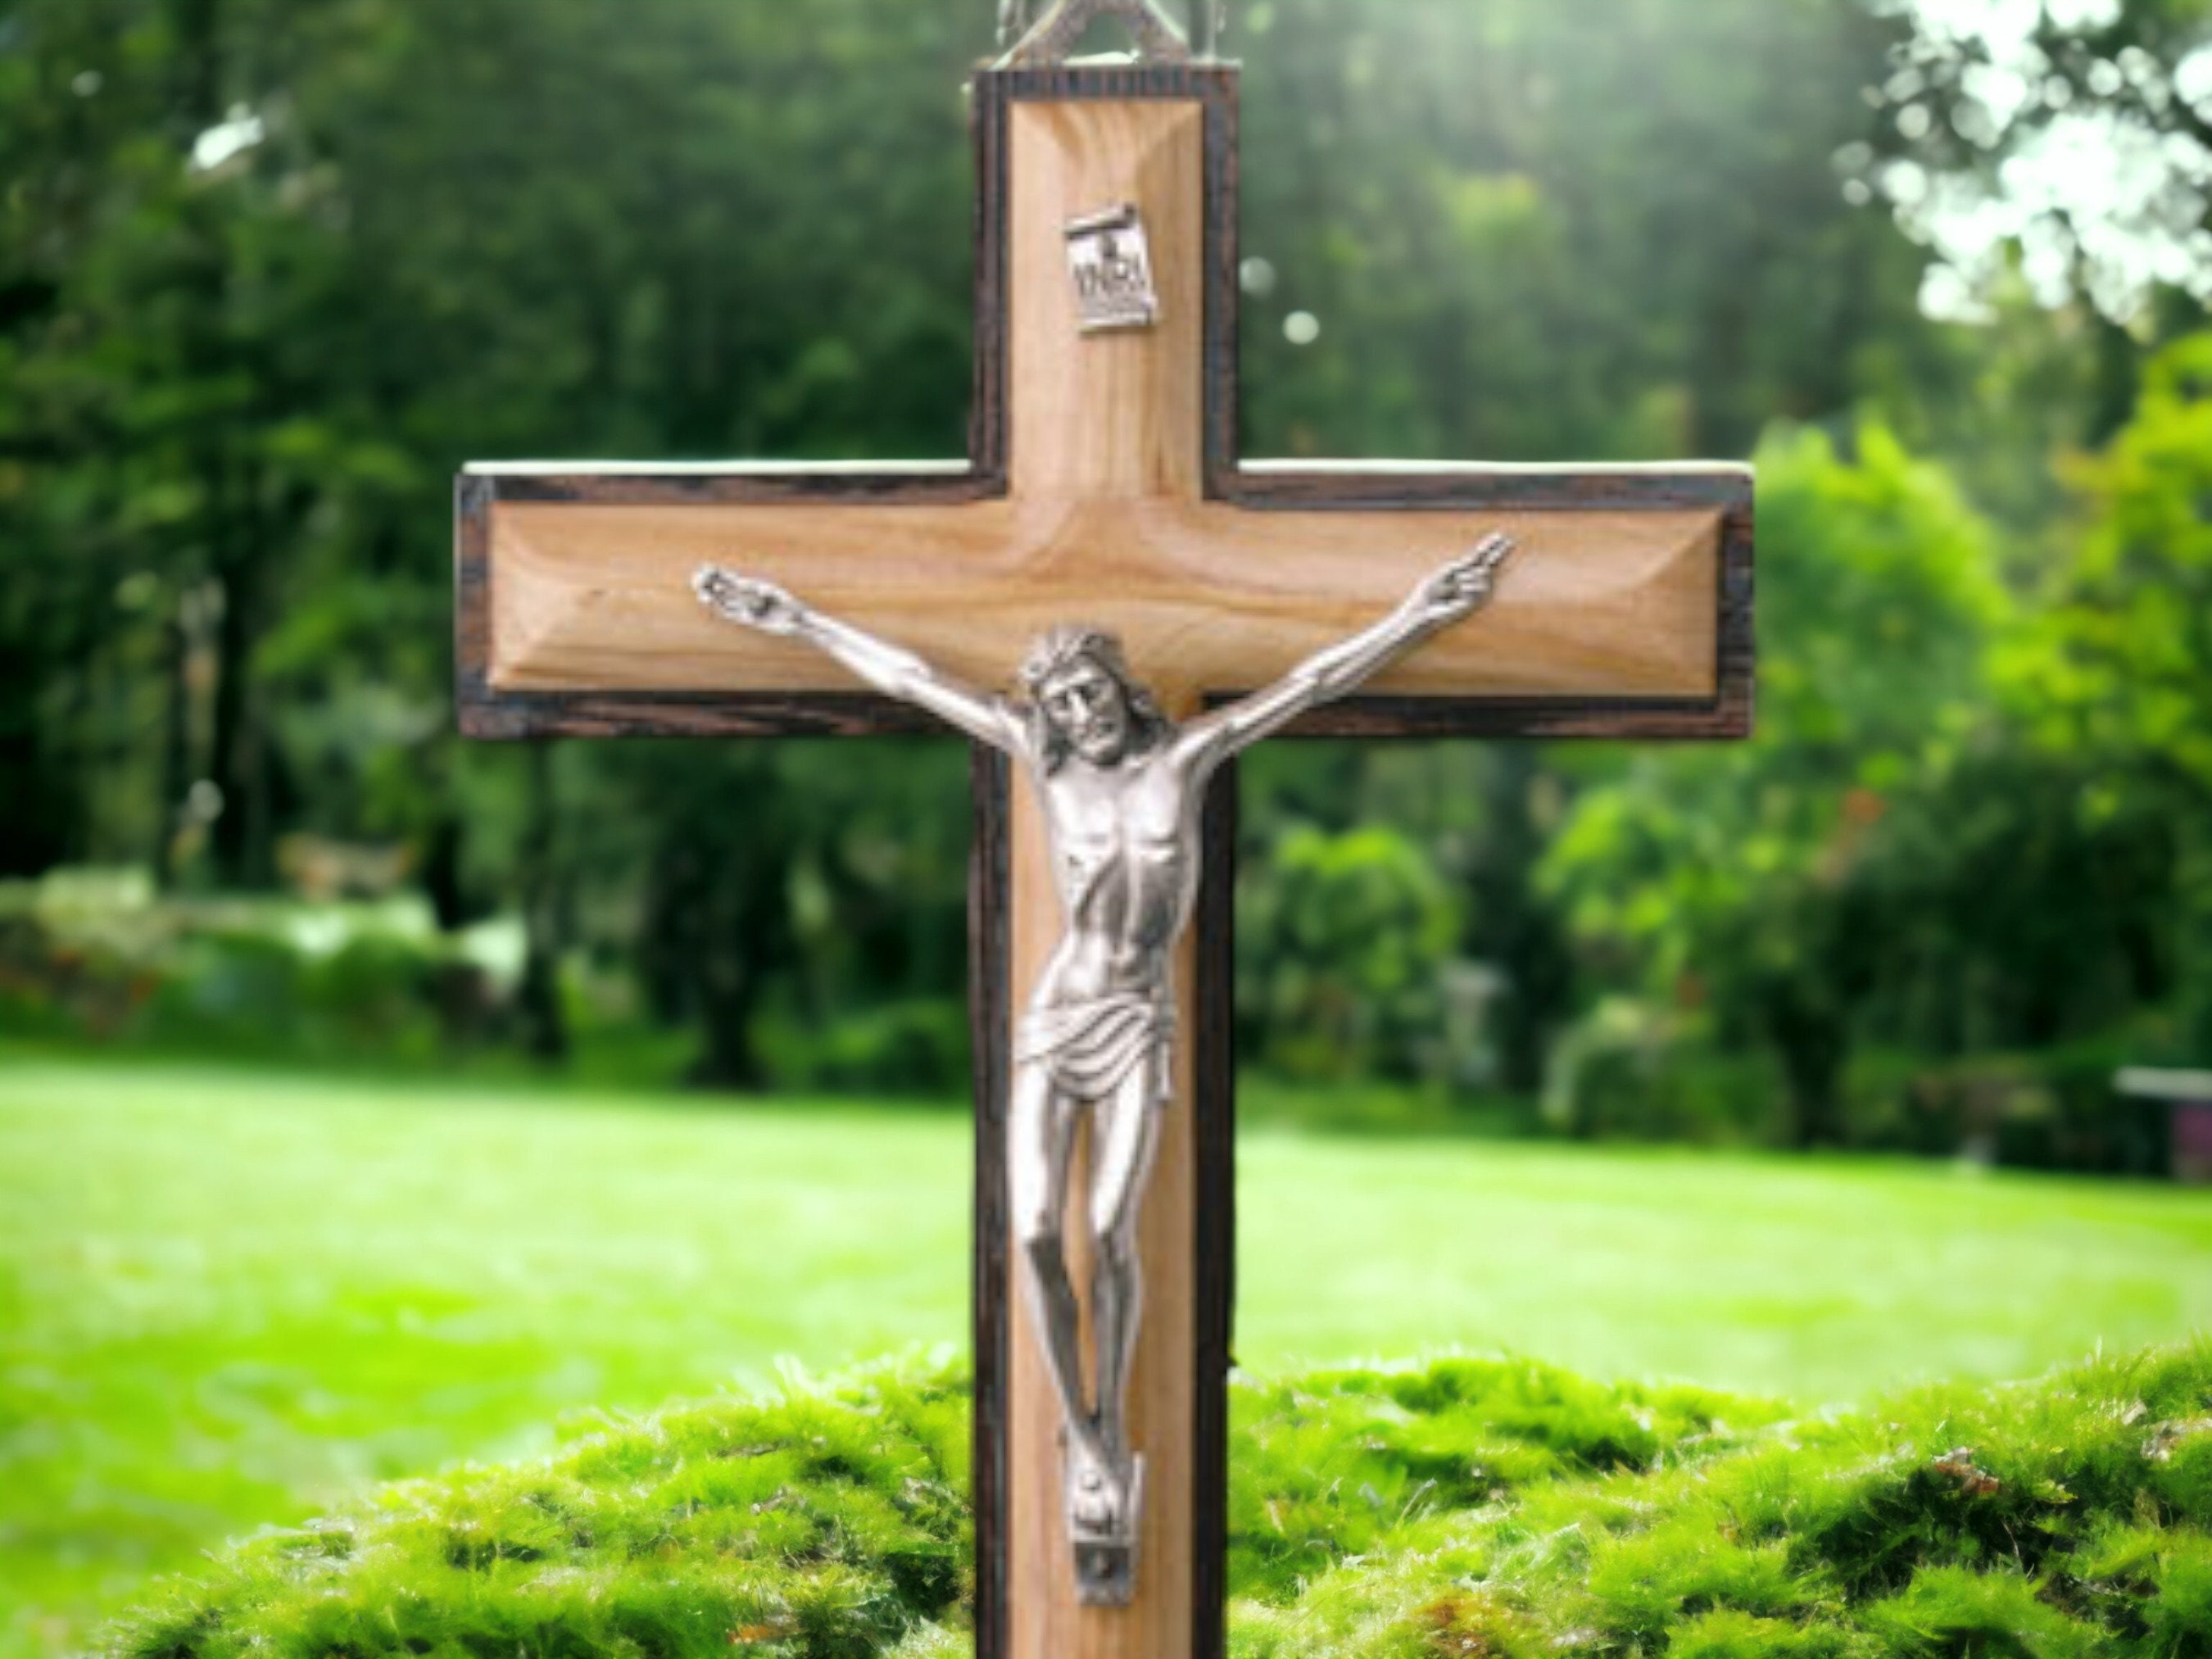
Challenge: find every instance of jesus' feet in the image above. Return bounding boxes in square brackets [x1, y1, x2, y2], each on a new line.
[1065, 1444, 1144, 1607]
[1064, 1436, 1138, 1538]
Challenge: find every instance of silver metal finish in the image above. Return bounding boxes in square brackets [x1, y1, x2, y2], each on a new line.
[998, 0, 1193, 66]
[1066, 204, 1162, 333]
[693, 533, 1515, 1606]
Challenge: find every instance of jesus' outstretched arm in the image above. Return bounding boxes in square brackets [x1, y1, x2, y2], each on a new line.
[694, 566, 1026, 755]
[1180, 532, 1516, 768]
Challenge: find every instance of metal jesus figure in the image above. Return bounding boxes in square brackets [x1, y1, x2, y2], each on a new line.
[695, 533, 1514, 1602]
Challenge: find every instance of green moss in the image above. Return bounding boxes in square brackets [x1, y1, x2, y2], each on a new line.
[1228, 1357, 1792, 1606]
[1668, 1608, 1867, 1659]
[106, 1367, 976, 1659]
[1862, 1567, 2102, 1659]
[103, 1345, 2212, 1659]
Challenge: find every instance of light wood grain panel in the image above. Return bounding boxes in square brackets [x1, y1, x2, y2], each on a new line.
[486, 498, 1012, 693]
[1005, 94, 1203, 1659]
[487, 496, 1725, 700]
[1007, 759, 1198, 1659]
[1010, 102, 1205, 500]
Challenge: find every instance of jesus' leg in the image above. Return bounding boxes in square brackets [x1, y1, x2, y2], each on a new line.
[1009, 1064, 1097, 1468]
[1086, 1055, 1167, 1477]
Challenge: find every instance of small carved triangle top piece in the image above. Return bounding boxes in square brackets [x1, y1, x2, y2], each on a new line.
[999, 0, 1194, 66]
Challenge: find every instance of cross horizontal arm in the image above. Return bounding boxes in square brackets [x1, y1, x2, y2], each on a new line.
[460, 465, 1748, 743]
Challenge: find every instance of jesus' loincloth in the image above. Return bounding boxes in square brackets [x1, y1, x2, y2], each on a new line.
[1017, 990, 1176, 1103]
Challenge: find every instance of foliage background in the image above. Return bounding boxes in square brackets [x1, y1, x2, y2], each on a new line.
[4, 0, 2212, 1141]
[6, 5, 2212, 1653]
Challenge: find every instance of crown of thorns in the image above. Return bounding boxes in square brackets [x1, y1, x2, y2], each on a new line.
[1020, 624, 1133, 695]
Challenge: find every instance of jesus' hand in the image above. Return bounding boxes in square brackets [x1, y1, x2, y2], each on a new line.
[1411, 533, 1516, 628]
[694, 566, 809, 637]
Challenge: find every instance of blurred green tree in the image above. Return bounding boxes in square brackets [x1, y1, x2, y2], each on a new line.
[1236, 0, 1929, 460]
[2, 0, 2206, 1107]
[1239, 823, 1461, 1084]
[2005, 332, 2212, 1052]
[1542, 424, 2012, 1143]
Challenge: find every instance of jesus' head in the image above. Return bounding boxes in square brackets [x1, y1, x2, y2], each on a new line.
[1020, 625, 1172, 773]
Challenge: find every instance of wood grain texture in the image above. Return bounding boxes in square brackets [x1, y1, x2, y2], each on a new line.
[970, 748, 1015, 1659]
[1009, 98, 1204, 497]
[483, 496, 1730, 707]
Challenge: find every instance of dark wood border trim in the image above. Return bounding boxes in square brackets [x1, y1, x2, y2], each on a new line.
[479, 469, 995, 508]
[1716, 495, 1757, 737]
[1190, 764, 1238, 1659]
[969, 746, 1014, 1659]
[1284, 695, 1747, 743]
[1224, 464, 1751, 513]
[460, 690, 943, 742]
[970, 74, 1011, 486]
[455, 473, 496, 733]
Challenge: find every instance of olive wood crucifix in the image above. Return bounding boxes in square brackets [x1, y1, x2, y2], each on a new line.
[456, 59, 1752, 1659]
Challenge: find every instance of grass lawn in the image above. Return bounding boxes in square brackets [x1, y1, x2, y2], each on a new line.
[5, 1058, 2210, 1658]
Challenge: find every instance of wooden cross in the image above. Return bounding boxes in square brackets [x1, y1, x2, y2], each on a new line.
[456, 61, 1752, 1659]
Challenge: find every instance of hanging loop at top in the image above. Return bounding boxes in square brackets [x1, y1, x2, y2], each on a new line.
[997, 0, 1227, 67]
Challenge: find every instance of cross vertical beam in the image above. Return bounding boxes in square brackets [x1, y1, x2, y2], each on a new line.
[974, 76, 1230, 1653]
[971, 751, 1237, 1659]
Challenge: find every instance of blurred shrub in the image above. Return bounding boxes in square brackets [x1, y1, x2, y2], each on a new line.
[1542, 1009, 2164, 1166]
[1842, 1041, 2169, 1174]
[1239, 824, 1467, 1086]
[1541, 419, 2195, 1152]
[149, 930, 310, 1044]
[0, 868, 501, 1065]
[1543, 999, 1784, 1144]
[1238, 1075, 1539, 1138]
[134, 929, 456, 1061]
[753, 997, 969, 1099]
[0, 866, 973, 1096]
[2005, 333, 2212, 1056]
